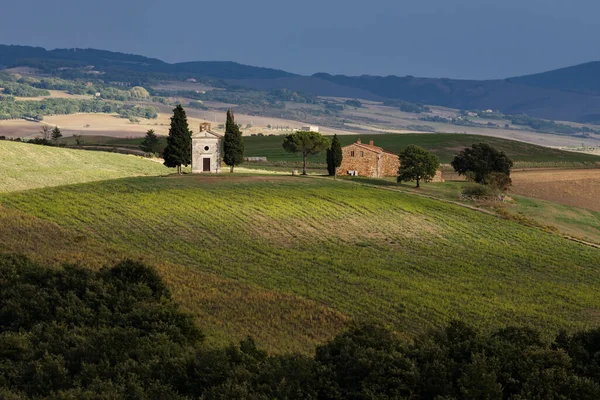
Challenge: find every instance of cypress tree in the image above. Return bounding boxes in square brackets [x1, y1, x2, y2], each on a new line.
[223, 109, 245, 173]
[140, 129, 160, 155]
[326, 134, 343, 178]
[163, 105, 192, 174]
[51, 126, 62, 142]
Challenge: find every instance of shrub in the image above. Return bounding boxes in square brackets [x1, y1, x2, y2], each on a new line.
[462, 184, 490, 197]
[488, 172, 512, 192]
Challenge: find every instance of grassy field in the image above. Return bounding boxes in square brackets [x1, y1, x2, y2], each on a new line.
[0, 140, 170, 192]
[349, 176, 600, 245]
[242, 133, 600, 165]
[1, 174, 599, 354]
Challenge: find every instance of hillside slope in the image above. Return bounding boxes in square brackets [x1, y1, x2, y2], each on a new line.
[1, 175, 599, 353]
[0, 141, 169, 192]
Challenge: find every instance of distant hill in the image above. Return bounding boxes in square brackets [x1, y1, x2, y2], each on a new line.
[2, 44, 600, 123]
[507, 62, 600, 95]
[308, 73, 600, 123]
[0, 45, 294, 80]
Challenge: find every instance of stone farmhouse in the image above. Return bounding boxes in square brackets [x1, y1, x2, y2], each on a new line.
[337, 138, 399, 178]
[192, 123, 223, 173]
[337, 138, 444, 182]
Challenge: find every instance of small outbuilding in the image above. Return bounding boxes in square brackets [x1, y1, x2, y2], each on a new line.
[192, 123, 223, 173]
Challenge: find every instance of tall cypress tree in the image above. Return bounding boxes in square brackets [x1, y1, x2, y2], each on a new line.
[163, 105, 192, 174]
[223, 109, 245, 173]
[326, 134, 343, 178]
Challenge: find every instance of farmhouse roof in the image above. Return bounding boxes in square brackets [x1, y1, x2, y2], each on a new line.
[343, 138, 398, 157]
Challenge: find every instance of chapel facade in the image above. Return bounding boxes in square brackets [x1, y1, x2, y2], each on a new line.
[192, 123, 223, 173]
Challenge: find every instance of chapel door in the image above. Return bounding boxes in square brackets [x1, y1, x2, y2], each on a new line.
[203, 158, 211, 172]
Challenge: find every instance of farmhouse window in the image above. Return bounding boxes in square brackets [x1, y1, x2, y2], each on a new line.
[360, 151, 364, 157]
[350, 151, 355, 157]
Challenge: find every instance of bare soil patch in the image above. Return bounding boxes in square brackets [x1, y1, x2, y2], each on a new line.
[511, 169, 600, 212]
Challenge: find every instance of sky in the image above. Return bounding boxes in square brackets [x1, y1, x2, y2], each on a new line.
[1, 0, 599, 79]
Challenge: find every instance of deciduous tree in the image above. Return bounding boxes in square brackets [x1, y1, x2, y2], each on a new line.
[40, 125, 52, 141]
[163, 105, 192, 174]
[282, 130, 330, 175]
[397, 145, 440, 188]
[451, 143, 513, 184]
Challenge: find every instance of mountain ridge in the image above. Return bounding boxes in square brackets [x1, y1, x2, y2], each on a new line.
[2, 44, 600, 123]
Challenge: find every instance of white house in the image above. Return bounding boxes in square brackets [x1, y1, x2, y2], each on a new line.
[301, 125, 319, 132]
[192, 123, 223, 173]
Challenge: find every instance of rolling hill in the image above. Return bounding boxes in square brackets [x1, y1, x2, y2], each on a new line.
[0, 140, 169, 192]
[4, 44, 600, 123]
[1, 173, 599, 353]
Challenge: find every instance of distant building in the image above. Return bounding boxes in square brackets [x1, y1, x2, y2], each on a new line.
[301, 125, 319, 132]
[186, 78, 197, 83]
[192, 123, 223, 173]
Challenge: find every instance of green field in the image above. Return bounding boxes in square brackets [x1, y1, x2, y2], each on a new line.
[55, 133, 600, 167]
[243, 133, 600, 165]
[0, 140, 170, 192]
[1, 174, 599, 354]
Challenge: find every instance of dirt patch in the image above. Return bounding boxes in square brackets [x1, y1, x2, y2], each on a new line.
[511, 169, 600, 212]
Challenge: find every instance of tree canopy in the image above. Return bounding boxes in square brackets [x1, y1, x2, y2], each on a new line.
[3, 254, 600, 399]
[451, 143, 513, 184]
[397, 145, 440, 187]
[282, 130, 330, 175]
[223, 109, 245, 172]
[163, 105, 192, 174]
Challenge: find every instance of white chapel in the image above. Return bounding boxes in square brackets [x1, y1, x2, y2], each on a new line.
[191, 123, 223, 173]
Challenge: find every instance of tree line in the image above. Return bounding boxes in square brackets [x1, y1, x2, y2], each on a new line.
[1, 254, 600, 399]
[0, 97, 158, 121]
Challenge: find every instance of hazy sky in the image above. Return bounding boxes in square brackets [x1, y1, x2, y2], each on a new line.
[1, 0, 599, 79]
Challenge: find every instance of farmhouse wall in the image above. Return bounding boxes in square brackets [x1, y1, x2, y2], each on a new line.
[337, 143, 381, 177]
[432, 170, 444, 183]
[381, 153, 401, 177]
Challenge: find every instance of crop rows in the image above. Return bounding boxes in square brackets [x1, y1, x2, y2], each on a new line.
[0, 175, 599, 353]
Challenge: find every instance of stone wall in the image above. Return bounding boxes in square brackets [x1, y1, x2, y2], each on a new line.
[381, 153, 401, 177]
[337, 144, 401, 178]
[337, 144, 379, 177]
[432, 170, 444, 183]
